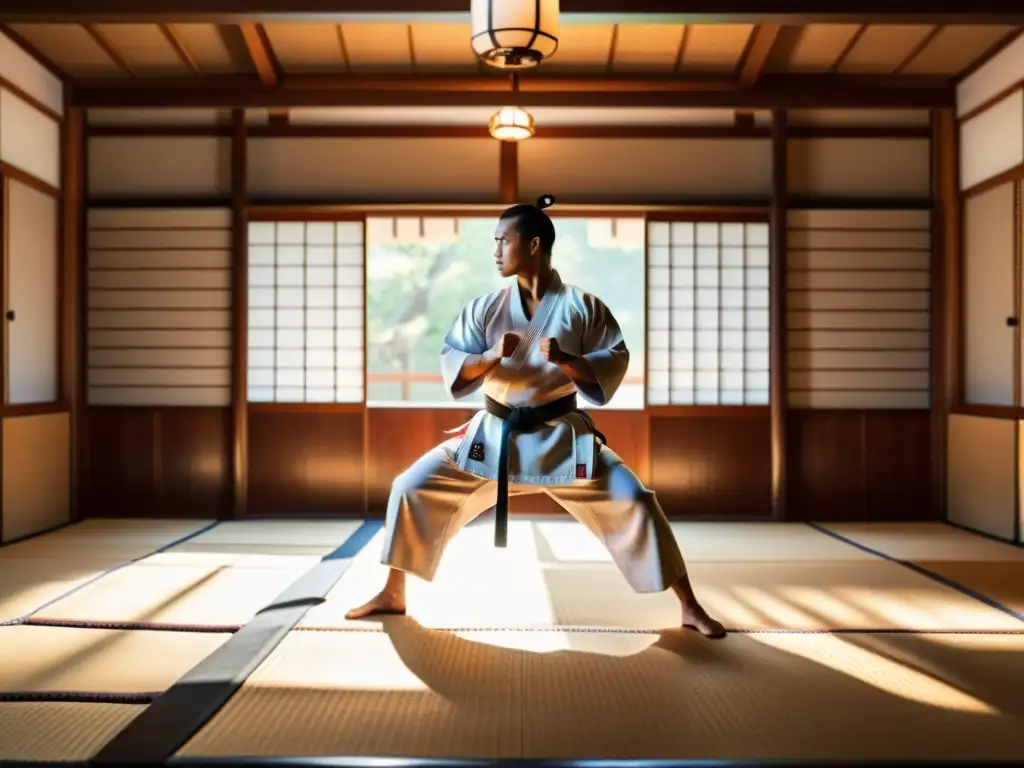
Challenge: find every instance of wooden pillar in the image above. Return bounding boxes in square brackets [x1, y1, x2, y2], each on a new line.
[499, 141, 518, 204]
[231, 109, 248, 519]
[61, 106, 85, 521]
[931, 107, 959, 520]
[770, 109, 788, 520]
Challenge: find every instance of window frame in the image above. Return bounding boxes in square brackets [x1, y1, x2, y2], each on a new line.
[244, 205, 772, 414]
[645, 209, 772, 417]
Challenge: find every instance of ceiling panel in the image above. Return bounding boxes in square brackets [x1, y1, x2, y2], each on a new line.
[901, 25, 1019, 75]
[169, 24, 240, 74]
[536, 23, 613, 71]
[771, 24, 862, 73]
[6, 22, 126, 77]
[341, 22, 412, 71]
[6, 21, 1017, 83]
[612, 24, 683, 72]
[680, 24, 755, 73]
[836, 24, 936, 74]
[92, 23, 190, 75]
[409, 22, 477, 70]
[264, 22, 345, 73]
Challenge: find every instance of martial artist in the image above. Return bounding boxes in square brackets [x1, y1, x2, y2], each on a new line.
[347, 195, 725, 638]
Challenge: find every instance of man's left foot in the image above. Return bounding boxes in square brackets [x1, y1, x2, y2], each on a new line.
[682, 604, 727, 638]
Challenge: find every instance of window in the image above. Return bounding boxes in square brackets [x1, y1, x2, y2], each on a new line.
[246, 221, 365, 403]
[364, 215, 646, 409]
[646, 220, 770, 406]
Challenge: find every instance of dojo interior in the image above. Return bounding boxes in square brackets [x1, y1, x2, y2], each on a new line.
[0, 4, 1024, 765]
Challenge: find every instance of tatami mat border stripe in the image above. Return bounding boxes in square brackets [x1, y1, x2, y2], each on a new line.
[0, 520, 77, 549]
[806, 522, 1024, 624]
[943, 519, 1024, 548]
[0, 521, 222, 628]
[164, 757, 1024, 767]
[22, 617, 242, 633]
[292, 624, 1024, 635]
[0, 691, 158, 704]
[90, 520, 384, 766]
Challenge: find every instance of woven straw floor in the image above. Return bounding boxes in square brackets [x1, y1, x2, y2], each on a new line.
[0, 516, 1021, 764]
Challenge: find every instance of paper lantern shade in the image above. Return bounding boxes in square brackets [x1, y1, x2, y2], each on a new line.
[471, 0, 559, 69]
[488, 107, 536, 141]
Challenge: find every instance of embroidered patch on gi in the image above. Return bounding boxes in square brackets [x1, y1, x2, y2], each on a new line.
[576, 463, 587, 479]
[469, 442, 485, 461]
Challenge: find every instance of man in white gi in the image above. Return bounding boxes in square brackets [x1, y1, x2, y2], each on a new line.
[347, 195, 725, 638]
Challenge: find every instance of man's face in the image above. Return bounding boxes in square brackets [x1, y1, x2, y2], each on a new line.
[493, 217, 534, 278]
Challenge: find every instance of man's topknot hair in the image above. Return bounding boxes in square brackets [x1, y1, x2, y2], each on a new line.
[499, 194, 557, 253]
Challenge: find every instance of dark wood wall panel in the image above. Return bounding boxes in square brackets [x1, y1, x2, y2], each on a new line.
[84, 407, 231, 518]
[863, 410, 933, 521]
[366, 407, 476, 515]
[787, 409, 933, 522]
[247, 408, 365, 517]
[81, 405, 933, 523]
[649, 413, 773, 518]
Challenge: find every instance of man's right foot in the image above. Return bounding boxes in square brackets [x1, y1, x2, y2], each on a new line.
[344, 591, 407, 620]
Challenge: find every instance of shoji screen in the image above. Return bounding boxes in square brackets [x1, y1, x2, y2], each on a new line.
[245, 220, 365, 404]
[962, 183, 1016, 406]
[86, 208, 233, 406]
[5, 178, 59, 404]
[646, 220, 771, 406]
[787, 209, 932, 409]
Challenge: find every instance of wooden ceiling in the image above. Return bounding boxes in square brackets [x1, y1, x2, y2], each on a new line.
[6, 21, 1019, 81]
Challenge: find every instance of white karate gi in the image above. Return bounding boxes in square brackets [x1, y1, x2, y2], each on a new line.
[380, 270, 687, 593]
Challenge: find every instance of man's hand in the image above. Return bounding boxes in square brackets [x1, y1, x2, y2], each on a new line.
[486, 332, 520, 363]
[541, 337, 599, 384]
[455, 332, 520, 387]
[539, 337, 569, 365]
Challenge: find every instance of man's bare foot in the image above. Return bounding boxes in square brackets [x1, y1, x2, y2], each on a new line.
[344, 591, 407, 620]
[682, 603, 727, 638]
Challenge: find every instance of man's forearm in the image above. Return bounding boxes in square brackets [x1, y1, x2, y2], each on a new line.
[455, 350, 502, 387]
[556, 354, 598, 384]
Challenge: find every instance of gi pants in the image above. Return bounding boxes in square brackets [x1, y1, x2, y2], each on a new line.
[379, 438, 687, 593]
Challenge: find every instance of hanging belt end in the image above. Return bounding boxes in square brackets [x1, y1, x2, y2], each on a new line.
[495, 509, 508, 548]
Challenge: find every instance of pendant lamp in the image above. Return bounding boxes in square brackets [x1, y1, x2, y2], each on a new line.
[488, 106, 535, 141]
[471, 0, 559, 70]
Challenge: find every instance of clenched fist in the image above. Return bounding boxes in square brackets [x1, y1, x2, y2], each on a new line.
[539, 337, 569, 364]
[490, 332, 520, 360]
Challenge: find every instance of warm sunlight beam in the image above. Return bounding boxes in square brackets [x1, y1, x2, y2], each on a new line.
[753, 633, 998, 714]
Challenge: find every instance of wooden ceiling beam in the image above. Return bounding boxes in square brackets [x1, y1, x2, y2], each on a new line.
[159, 23, 202, 75]
[69, 73, 954, 109]
[239, 22, 278, 85]
[737, 23, 781, 85]
[1, 0, 1022, 23]
[238, 22, 288, 121]
[82, 23, 133, 75]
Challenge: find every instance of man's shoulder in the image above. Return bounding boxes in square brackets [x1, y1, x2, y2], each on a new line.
[463, 287, 509, 319]
[467, 286, 508, 308]
[560, 282, 605, 309]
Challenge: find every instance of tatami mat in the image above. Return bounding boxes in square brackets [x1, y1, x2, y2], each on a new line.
[819, 523, 1024, 564]
[0, 701, 144, 761]
[177, 622, 1024, 760]
[818, 523, 1024, 621]
[30, 554, 321, 627]
[166, 520, 363, 560]
[917, 562, 1024, 618]
[24, 520, 363, 627]
[0, 556, 126, 623]
[669, 521, 879, 561]
[0, 518, 215, 560]
[0, 625, 228, 694]
[299, 520, 1022, 631]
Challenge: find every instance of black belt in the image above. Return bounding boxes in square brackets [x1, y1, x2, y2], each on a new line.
[483, 393, 607, 548]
